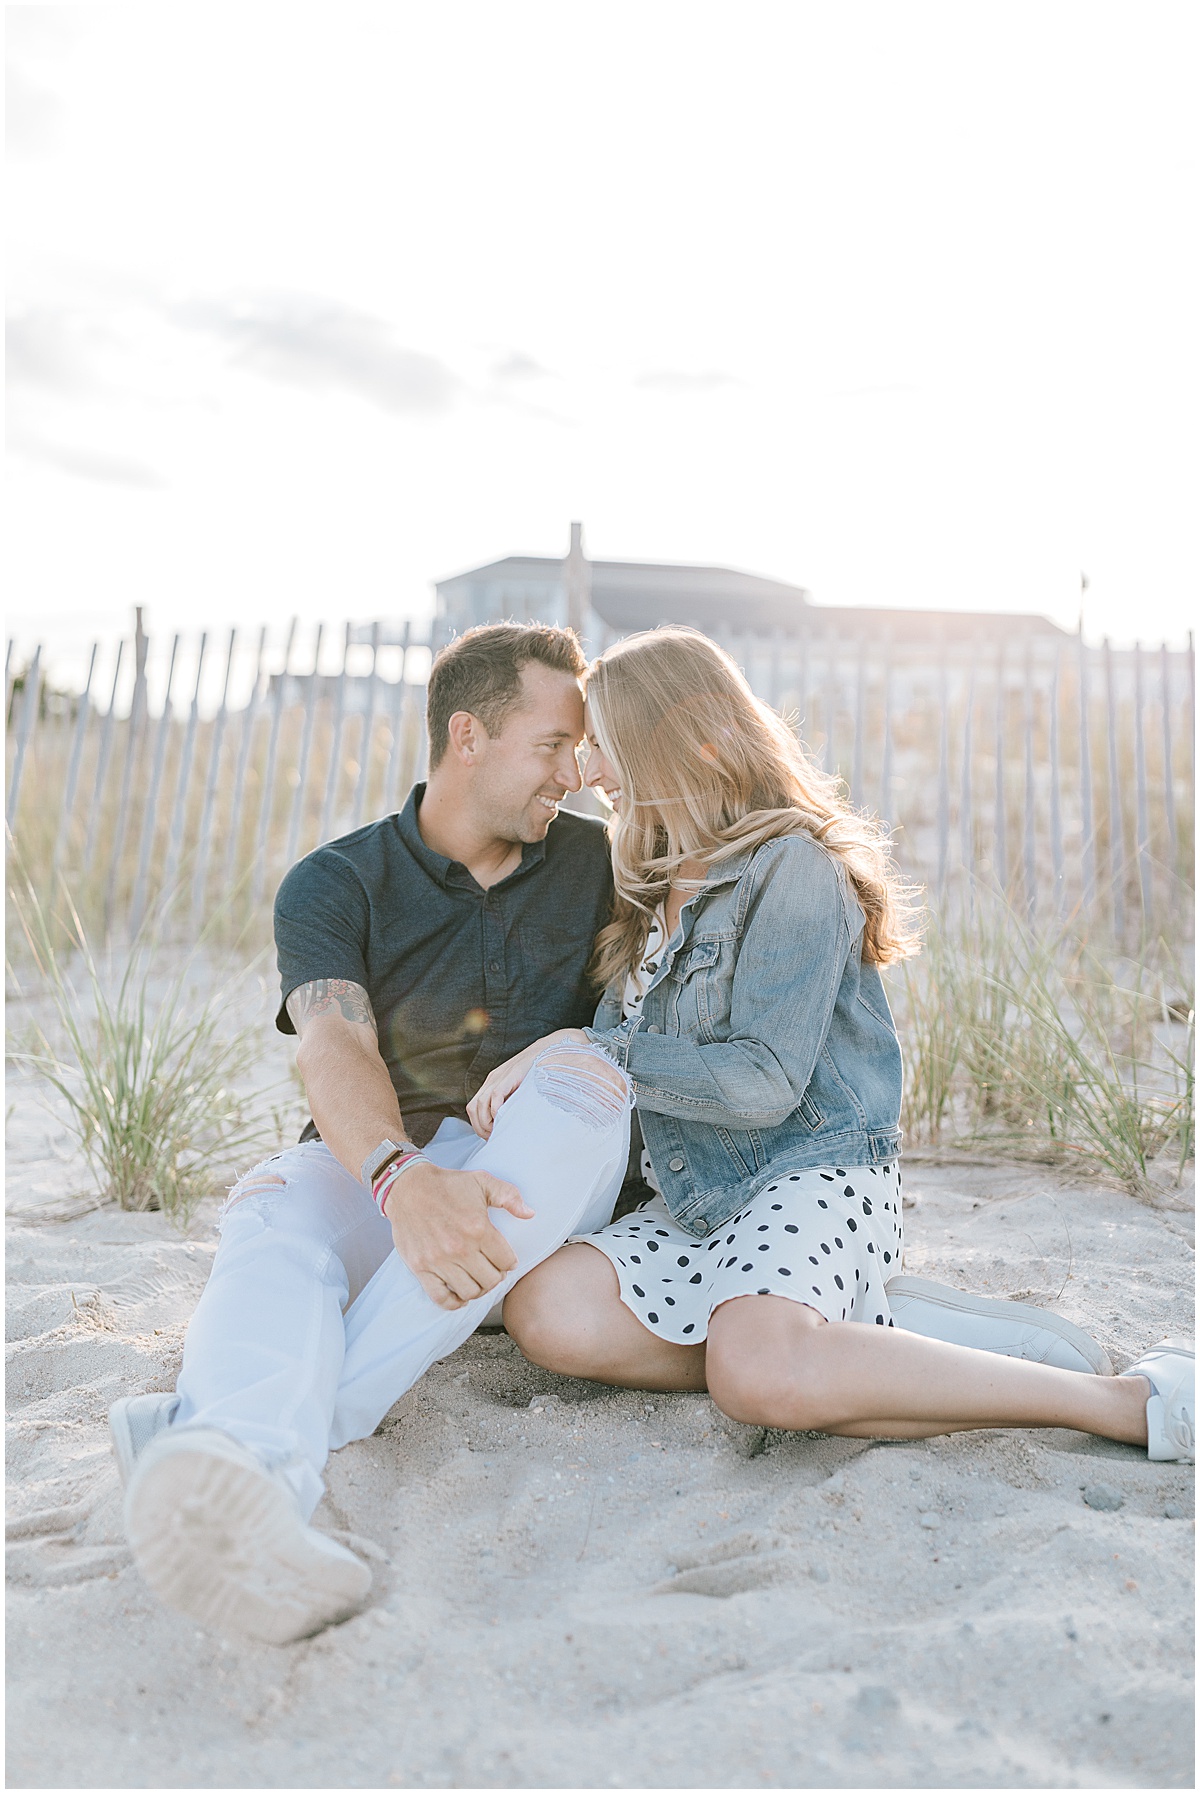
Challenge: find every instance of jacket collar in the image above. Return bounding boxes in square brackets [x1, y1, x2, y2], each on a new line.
[691, 843, 758, 892]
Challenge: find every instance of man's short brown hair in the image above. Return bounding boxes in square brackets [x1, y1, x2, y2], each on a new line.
[425, 622, 587, 768]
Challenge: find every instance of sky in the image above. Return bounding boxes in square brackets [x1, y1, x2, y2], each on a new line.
[8, 1, 1199, 695]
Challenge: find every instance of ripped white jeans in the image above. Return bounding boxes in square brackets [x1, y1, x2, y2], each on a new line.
[174, 1045, 631, 1518]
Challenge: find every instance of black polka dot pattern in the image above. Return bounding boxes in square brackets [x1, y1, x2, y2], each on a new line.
[569, 1163, 904, 1346]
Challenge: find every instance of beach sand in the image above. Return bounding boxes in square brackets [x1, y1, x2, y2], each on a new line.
[6, 1055, 1195, 1789]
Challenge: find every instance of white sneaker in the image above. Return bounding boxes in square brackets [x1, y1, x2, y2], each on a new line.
[109, 1393, 180, 1488]
[124, 1425, 371, 1645]
[885, 1276, 1113, 1375]
[1120, 1339, 1195, 1462]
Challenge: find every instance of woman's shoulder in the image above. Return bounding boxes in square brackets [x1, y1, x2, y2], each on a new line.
[747, 826, 842, 881]
[740, 829, 860, 923]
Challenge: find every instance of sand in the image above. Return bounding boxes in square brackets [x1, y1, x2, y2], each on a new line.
[5, 1050, 1195, 1789]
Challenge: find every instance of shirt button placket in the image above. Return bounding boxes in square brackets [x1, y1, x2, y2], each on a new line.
[483, 895, 505, 1033]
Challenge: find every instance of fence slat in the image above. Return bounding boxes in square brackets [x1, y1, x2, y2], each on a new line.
[993, 645, 1007, 893]
[959, 664, 975, 901]
[936, 657, 950, 901]
[318, 623, 352, 847]
[223, 624, 268, 892]
[352, 622, 381, 828]
[251, 619, 298, 906]
[384, 622, 413, 815]
[161, 634, 208, 903]
[285, 623, 323, 870]
[52, 643, 99, 877]
[1048, 642, 1064, 913]
[851, 640, 867, 807]
[191, 628, 238, 929]
[879, 656, 893, 821]
[797, 633, 809, 741]
[103, 638, 152, 925]
[1160, 642, 1177, 874]
[6, 644, 42, 830]
[1023, 649, 1038, 923]
[1078, 633, 1095, 910]
[83, 642, 125, 873]
[1104, 638, 1126, 941]
[130, 635, 182, 934]
[1133, 643, 1152, 925]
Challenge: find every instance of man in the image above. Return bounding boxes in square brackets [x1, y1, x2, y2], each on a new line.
[110, 621, 1110, 1645]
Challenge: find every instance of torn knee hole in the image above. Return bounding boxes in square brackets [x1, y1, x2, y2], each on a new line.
[222, 1171, 288, 1217]
[534, 1043, 629, 1130]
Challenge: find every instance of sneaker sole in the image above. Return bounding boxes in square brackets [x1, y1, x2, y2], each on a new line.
[125, 1431, 371, 1646]
[886, 1275, 1114, 1375]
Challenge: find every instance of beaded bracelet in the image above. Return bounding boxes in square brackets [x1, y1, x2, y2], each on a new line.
[371, 1148, 430, 1216]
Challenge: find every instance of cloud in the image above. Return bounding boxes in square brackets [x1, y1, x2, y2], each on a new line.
[635, 369, 741, 394]
[178, 294, 461, 416]
[491, 351, 552, 381]
[10, 429, 162, 488]
[6, 310, 99, 395]
[6, 62, 60, 158]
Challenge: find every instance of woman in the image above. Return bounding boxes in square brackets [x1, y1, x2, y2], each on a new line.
[470, 627, 1192, 1460]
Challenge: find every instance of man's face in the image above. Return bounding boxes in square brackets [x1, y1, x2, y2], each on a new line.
[469, 663, 584, 843]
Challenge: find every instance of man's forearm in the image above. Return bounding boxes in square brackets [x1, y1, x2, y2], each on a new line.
[296, 1029, 411, 1183]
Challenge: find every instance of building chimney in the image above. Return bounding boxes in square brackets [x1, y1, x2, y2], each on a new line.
[564, 521, 591, 639]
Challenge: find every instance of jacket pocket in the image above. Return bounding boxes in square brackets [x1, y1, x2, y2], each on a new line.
[672, 938, 721, 981]
[797, 1090, 823, 1130]
[716, 1127, 755, 1177]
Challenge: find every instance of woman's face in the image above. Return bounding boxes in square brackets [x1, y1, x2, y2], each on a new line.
[581, 701, 623, 812]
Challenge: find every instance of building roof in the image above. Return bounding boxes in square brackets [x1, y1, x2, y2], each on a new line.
[435, 555, 1070, 642]
[436, 555, 812, 636]
[795, 605, 1069, 643]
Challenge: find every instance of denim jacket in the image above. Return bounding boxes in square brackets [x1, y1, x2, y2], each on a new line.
[584, 831, 903, 1239]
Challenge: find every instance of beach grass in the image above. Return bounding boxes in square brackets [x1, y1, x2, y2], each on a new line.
[6, 872, 291, 1220]
[894, 894, 1195, 1195]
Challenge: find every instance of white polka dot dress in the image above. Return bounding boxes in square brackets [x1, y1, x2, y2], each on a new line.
[578, 1166, 904, 1343]
[575, 907, 904, 1342]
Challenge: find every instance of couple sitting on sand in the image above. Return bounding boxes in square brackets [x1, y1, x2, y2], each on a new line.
[109, 621, 1194, 1644]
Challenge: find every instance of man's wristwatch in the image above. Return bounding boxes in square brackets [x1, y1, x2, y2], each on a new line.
[360, 1139, 413, 1190]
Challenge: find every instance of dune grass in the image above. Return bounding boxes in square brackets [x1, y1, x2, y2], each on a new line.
[894, 895, 1195, 1196]
[7, 873, 291, 1220]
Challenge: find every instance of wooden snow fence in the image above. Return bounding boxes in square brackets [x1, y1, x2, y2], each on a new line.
[6, 618, 1195, 944]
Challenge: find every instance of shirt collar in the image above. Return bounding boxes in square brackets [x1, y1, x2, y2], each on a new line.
[397, 783, 548, 892]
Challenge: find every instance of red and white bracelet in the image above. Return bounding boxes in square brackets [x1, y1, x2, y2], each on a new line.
[371, 1146, 430, 1216]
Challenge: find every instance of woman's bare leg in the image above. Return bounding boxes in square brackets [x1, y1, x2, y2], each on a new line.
[705, 1295, 1151, 1445]
[506, 1249, 1152, 1448]
[504, 1244, 707, 1393]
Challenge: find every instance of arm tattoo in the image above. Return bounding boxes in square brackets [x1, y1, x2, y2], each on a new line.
[286, 979, 377, 1035]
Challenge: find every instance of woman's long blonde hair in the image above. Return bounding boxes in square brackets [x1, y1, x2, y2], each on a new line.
[587, 627, 922, 990]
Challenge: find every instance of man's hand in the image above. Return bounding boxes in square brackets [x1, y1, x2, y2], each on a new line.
[383, 1160, 535, 1310]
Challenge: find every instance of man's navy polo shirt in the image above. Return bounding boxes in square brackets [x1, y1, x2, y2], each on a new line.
[274, 783, 614, 1146]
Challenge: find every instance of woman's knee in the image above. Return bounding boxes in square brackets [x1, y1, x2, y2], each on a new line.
[503, 1258, 578, 1368]
[705, 1300, 831, 1428]
[503, 1247, 619, 1376]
